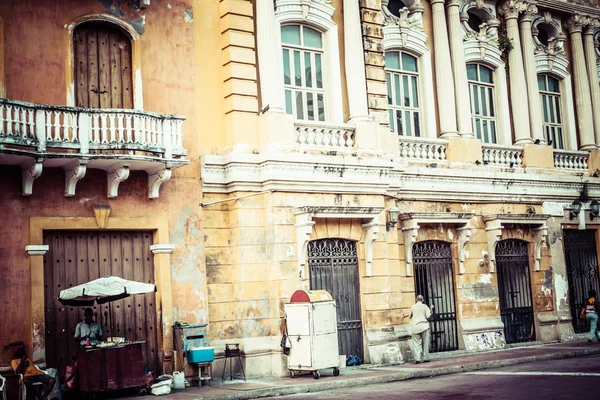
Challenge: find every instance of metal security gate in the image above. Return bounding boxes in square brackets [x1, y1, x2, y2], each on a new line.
[564, 229, 600, 333]
[413, 241, 458, 353]
[308, 238, 363, 360]
[496, 239, 535, 344]
[43, 231, 158, 377]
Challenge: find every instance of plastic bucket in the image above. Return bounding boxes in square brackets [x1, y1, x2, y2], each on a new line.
[172, 371, 185, 390]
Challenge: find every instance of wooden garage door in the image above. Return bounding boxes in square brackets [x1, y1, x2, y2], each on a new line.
[74, 22, 133, 108]
[43, 231, 158, 376]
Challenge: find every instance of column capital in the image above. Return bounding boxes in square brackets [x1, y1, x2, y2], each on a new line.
[519, 2, 538, 22]
[498, 0, 528, 20]
[565, 13, 591, 34]
[446, 0, 460, 8]
[430, 0, 447, 6]
[584, 18, 600, 35]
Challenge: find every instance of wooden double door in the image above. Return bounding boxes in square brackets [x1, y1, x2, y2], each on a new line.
[43, 231, 158, 376]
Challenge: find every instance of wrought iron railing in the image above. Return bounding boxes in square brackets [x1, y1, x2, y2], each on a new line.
[482, 144, 523, 167]
[0, 98, 186, 159]
[553, 149, 589, 171]
[398, 136, 448, 162]
[295, 122, 356, 148]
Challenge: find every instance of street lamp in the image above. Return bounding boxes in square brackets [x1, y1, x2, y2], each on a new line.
[386, 206, 400, 231]
[569, 200, 583, 220]
[590, 200, 600, 221]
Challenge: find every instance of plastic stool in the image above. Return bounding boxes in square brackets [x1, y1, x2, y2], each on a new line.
[221, 344, 246, 382]
[197, 362, 212, 387]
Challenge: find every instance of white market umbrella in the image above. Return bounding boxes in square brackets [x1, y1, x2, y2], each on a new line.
[58, 276, 156, 306]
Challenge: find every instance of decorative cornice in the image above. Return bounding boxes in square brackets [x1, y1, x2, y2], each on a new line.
[538, 0, 600, 19]
[292, 206, 385, 218]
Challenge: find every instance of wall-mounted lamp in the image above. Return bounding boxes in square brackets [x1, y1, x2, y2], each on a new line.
[590, 200, 600, 221]
[569, 200, 583, 220]
[386, 206, 400, 231]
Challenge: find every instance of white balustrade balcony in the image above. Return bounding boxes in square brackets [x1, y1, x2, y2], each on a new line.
[295, 122, 356, 149]
[553, 149, 589, 171]
[482, 144, 524, 167]
[0, 98, 188, 198]
[398, 137, 448, 162]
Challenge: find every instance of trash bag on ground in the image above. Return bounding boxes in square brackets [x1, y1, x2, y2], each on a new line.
[346, 355, 362, 366]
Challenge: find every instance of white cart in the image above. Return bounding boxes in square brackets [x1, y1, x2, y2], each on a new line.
[284, 290, 340, 379]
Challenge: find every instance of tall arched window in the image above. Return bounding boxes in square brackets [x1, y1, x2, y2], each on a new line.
[467, 63, 497, 144]
[73, 22, 133, 109]
[385, 51, 421, 137]
[281, 24, 325, 122]
[538, 74, 564, 149]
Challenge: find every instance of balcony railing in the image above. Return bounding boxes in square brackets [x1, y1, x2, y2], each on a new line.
[482, 144, 523, 167]
[0, 98, 186, 159]
[295, 121, 356, 148]
[398, 136, 448, 162]
[553, 149, 589, 171]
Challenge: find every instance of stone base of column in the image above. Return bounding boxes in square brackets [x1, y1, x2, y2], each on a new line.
[446, 137, 482, 163]
[440, 131, 460, 139]
[353, 120, 383, 152]
[258, 111, 296, 152]
[587, 149, 600, 172]
[522, 144, 554, 169]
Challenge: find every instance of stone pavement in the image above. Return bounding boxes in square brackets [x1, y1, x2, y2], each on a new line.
[119, 340, 600, 400]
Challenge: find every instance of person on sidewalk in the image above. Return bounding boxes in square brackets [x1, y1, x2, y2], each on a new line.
[583, 289, 600, 344]
[410, 295, 434, 364]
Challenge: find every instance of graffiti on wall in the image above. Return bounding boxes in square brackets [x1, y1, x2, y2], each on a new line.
[464, 331, 506, 351]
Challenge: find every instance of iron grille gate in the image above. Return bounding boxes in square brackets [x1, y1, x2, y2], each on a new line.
[308, 238, 364, 360]
[413, 241, 459, 353]
[564, 229, 600, 333]
[496, 239, 535, 344]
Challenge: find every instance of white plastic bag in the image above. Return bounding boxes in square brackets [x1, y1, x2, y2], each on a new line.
[151, 379, 173, 396]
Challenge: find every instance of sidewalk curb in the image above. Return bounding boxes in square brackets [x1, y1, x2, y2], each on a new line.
[191, 347, 600, 400]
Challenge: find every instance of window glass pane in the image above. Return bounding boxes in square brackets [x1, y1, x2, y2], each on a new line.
[294, 51, 302, 86]
[467, 64, 478, 81]
[295, 91, 304, 119]
[396, 110, 403, 135]
[386, 73, 393, 105]
[403, 75, 410, 107]
[405, 111, 412, 136]
[473, 85, 480, 114]
[480, 87, 487, 116]
[317, 93, 325, 121]
[304, 52, 312, 88]
[411, 76, 419, 107]
[482, 120, 489, 143]
[283, 49, 291, 85]
[488, 88, 495, 116]
[490, 121, 497, 144]
[388, 109, 395, 133]
[281, 25, 301, 45]
[549, 96, 555, 122]
[548, 76, 560, 92]
[557, 127, 564, 149]
[414, 112, 420, 137]
[538, 75, 546, 91]
[479, 65, 493, 83]
[315, 54, 323, 89]
[303, 26, 323, 48]
[307, 92, 314, 120]
[394, 74, 401, 106]
[475, 118, 482, 140]
[468, 85, 475, 113]
[401, 53, 418, 72]
[555, 97, 561, 124]
[285, 90, 292, 115]
[385, 52, 400, 70]
[542, 95, 549, 122]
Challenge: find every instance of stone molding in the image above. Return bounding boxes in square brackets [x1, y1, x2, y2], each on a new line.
[292, 206, 384, 279]
[399, 212, 474, 275]
[150, 244, 175, 254]
[25, 245, 49, 256]
[482, 214, 550, 272]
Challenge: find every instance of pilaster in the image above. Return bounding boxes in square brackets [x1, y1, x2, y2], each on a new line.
[583, 20, 600, 146]
[256, 0, 285, 113]
[344, 0, 370, 123]
[565, 13, 595, 150]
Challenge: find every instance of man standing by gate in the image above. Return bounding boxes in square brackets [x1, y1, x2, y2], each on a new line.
[410, 295, 434, 364]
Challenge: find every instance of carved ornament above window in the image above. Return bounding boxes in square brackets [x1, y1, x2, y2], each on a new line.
[382, 0, 424, 31]
[532, 12, 566, 57]
[460, 0, 500, 42]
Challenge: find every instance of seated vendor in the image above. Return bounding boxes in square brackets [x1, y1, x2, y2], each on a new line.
[5, 341, 55, 400]
[74, 307, 103, 345]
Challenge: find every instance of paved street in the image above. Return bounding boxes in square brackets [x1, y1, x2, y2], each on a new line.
[265, 354, 600, 400]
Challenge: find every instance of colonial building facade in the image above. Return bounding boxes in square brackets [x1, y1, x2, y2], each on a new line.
[2, 0, 600, 381]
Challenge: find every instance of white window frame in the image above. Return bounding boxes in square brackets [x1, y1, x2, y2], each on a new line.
[538, 74, 565, 149]
[282, 25, 326, 122]
[385, 51, 422, 137]
[467, 63, 498, 144]
[275, 0, 343, 123]
[382, 26, 436, 138]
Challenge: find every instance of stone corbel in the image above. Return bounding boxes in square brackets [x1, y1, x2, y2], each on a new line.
[484, 220, 504, 273]
[25, 245, 49, 256]
[294, 213, 315, 280]
[64, 160, 88, 197]
[533, 224, 548, 271]
[401, 223, 420, 276]
[22, 160, 43, 196]
[107, 164, 130, 198]
[148, 167, 172, 199]
[362, 217, 380, 277]
[150, 244, 175, 254]
[457, 223, 473, 274]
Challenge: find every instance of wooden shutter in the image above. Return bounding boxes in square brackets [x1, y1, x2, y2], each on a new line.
[74, 23, 133, 109]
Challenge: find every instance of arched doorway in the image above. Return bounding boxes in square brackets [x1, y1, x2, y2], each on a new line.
[308, 238, 363, 360]
[496, 239, 535, 343]
[413, 240, 458, 352]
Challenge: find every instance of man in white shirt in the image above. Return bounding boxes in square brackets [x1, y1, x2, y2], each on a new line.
[410, 295, 434, 364]
[74, 308, 103, 345]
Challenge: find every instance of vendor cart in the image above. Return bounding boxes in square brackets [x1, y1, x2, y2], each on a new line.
[284, 290, 340, 379]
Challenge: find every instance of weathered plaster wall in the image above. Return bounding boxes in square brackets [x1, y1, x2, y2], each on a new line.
[0, 0, 208, 366]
